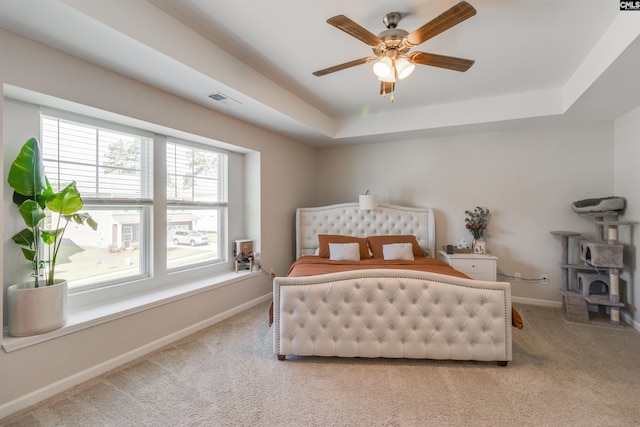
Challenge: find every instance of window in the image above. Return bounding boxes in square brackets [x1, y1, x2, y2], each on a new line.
[39, 113, 230, 289]
[166, 140, 228, 270]
[3, 95, 242, 314]
[41, 114, 153, 289]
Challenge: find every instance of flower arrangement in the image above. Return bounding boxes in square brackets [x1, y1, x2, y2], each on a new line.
[465, 206, 490, 241]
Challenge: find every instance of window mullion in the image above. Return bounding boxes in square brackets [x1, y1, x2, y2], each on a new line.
[191, 148, 196, 202]
[95, 128, 100, 195]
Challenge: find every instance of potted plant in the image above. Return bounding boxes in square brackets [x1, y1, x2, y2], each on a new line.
[465, 206, 490, 253]
[6, 137, 97, 337]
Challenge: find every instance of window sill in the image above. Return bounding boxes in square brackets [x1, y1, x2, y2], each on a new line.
[2, 270, 261, 352]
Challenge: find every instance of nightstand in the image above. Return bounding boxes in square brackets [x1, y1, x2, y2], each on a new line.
[439, 250, 498, 281]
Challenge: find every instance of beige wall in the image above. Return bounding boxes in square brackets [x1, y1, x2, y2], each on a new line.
[614, 105, 640, 330]
[316, 123, 615, 305]
[0, 29, 316, 414]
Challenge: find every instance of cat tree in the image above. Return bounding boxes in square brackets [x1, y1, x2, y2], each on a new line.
[551, 197, 635, 326]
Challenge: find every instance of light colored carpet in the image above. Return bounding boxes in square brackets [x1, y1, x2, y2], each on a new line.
[3, 302, 640, 426]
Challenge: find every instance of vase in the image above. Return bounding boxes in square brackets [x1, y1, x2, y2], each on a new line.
[473, 239, 486, 254]
[7, 280, 68, 337]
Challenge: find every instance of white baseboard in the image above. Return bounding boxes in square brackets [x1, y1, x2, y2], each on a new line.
[0, 293, 272, 420]
[621, 310, 640, 332]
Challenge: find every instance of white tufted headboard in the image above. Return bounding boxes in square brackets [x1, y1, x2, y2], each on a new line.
[296, 203, 435, 259]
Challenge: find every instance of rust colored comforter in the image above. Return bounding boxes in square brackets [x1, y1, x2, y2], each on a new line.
[287, 256, 468, 278]
[285, 256, 523, 329]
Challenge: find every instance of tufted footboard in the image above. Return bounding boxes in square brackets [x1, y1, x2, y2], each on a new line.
[273, 269, 512, 365]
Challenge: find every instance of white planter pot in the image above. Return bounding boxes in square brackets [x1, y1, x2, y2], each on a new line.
[7, 280, 68, 337]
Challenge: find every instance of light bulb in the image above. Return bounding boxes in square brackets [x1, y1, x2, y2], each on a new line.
[373, 57, 393, 79]
[378, 72, 396, 83]
[395, 57, 415, 80]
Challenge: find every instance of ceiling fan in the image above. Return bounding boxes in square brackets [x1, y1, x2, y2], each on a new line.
[312, 1, 476, 101]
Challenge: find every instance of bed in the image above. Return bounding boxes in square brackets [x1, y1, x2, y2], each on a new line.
[272, 203, 517, 366]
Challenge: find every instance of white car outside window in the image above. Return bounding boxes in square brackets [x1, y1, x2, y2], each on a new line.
[173, 230, 209, 246]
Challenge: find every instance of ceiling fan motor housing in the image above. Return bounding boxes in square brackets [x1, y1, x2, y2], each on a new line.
[382, 12, 402, 29]
[374, 12, 410, 56]
[374, 29, 410, 57]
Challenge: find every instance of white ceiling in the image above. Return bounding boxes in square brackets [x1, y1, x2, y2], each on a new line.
[1, 0, 639, 146]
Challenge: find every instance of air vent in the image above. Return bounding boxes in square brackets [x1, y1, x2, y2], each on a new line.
[207, 92, 241, 105]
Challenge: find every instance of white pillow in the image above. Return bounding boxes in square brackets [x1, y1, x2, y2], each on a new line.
[382, 243, 415, 260]
[329, 243, 361, 261]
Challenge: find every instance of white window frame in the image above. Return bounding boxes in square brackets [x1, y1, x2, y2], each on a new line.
[34, 110, 236, 307]
[2, 94, 256, 352]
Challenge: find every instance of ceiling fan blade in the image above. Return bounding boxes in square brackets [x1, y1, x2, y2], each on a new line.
[327, 15, 384, 48]
[409, 51, 475, 72]
[313, 57, 376, 76]
[403, 1, 476, 48]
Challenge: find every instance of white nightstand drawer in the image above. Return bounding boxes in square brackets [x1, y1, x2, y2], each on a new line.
[450, 259, 493, 274]
[438, 250, 498, 281]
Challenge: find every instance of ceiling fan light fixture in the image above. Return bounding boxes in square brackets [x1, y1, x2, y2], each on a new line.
[395, 56, 415, 80]
[378, 72, 396, 83]
[373, 57, 393, 79]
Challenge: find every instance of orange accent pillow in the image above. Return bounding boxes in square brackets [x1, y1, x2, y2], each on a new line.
[367, 235, 424, 258]
[318, 234, 372, 259]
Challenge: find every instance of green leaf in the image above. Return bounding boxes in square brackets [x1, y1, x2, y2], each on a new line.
[87, 216, 98, 231]
[41, 228, 63, 245]
[46, 181, 84, 215]
[39, 177, 55, 208]
[20, 248, 36, 262]
[7, 137, 47, 200]
[66, 212, 98, 230]
[11, 228, 35, 247]
[17, 199, 46, 228]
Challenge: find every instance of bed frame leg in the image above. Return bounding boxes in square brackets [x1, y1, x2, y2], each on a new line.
[277, 354, 286, 361]
[497, 361, 508, 367]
